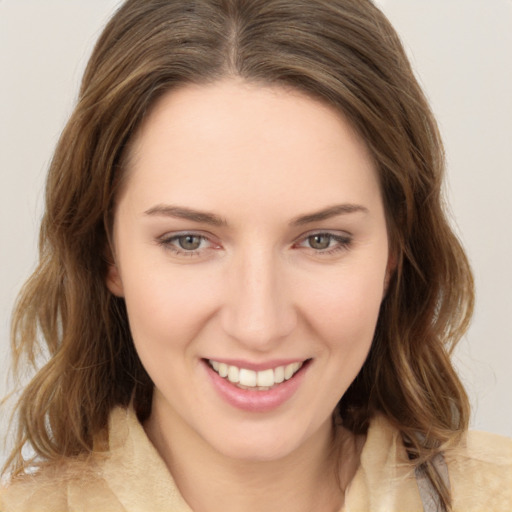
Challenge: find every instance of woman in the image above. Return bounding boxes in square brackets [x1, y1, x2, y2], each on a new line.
[1, 0, 511, 511]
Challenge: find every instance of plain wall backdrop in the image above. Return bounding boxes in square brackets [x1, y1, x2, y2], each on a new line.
[1, 0, 511, 467]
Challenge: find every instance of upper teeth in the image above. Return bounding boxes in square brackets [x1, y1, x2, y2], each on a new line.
[209, 360, 303, 389]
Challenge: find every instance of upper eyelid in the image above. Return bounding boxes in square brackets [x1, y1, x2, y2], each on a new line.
[157, 233, 214, 257]
[159, 230, 215, 242]
[289, 235, 351, 258]
[293, 229, 352, 242]
[157, 229, 351, 239]
[157, 231, 212, 248]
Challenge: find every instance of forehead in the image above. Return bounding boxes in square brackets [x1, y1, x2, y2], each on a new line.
[120, 79, 382, 220]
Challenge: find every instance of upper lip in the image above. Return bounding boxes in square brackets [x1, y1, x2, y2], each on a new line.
[203, 358, 310, 372]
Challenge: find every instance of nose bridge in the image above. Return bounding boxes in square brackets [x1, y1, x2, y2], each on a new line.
[221, 244, 296, 349]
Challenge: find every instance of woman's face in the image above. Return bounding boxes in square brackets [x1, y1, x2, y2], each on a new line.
[108, 79, 391, 462]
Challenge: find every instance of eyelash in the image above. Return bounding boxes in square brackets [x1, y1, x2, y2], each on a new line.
[157, 231, 352, 257]
[157, 232, 214, 257]
[294, 232, 353, 255]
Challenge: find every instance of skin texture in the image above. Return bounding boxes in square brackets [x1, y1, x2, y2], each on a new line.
[107, 79, 392, 512]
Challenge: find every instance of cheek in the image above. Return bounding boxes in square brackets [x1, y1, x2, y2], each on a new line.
[300, 263, 385, 352]
[121, 264, 220, 355]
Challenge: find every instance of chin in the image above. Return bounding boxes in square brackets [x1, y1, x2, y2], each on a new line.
[214, 438, 300, 463]
[202, 419, 324, 463]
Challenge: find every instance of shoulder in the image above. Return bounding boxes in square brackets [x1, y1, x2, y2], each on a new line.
[360, 415, 512, 511]
[0, 406, 186, 512]
[0, 469, 68, 512]
[0, 457, 123, 512]
[447, 429, 512, 511]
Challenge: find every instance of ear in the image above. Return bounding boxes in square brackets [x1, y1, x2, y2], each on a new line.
[106, 260, 125, 297]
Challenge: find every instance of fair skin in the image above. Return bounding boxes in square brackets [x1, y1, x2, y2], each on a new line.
[107, 79, 391, 512]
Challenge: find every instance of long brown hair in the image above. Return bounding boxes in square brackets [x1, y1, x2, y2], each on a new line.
[4, 0, 473, 508]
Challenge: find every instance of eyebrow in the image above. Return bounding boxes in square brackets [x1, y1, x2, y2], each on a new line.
[289, 204, 368, 226]
[144, 203, 368, 227]
[144, 204, 228, 226]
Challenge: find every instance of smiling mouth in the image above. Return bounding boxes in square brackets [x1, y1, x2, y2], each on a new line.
[206, 359, 309, 391]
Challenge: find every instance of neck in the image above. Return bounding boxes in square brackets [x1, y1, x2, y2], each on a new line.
[144, 405, 362, 512]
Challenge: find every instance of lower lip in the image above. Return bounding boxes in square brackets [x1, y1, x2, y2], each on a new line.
[204, 361, 309, 413]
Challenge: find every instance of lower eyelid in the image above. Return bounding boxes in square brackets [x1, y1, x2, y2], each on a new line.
[157, 232, 352, 255]
[157, 232, 223, 256]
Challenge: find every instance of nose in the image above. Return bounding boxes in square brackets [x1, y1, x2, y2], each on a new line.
[220, 246, 297, 351]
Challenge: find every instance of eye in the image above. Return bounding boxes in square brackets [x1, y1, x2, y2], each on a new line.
[295, 232, 352, 254]
[157, 232, 217, 256]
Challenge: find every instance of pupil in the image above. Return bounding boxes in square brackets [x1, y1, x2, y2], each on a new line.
[179, 235, 201, 250]
[310, 234, 331, 250]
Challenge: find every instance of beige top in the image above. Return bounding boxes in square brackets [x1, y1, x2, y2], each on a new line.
[1, 406, 511, 511]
